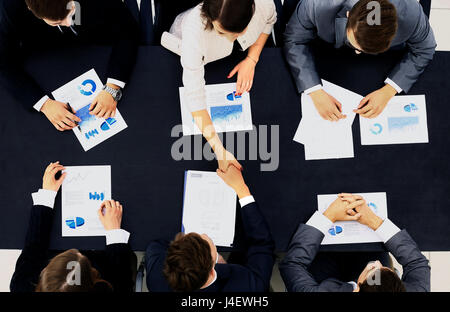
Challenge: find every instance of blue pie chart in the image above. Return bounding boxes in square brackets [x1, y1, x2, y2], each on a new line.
[328, 225, 343, 236]
[65, 217, 85, 229]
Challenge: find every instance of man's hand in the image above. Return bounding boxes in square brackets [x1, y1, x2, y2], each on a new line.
[228, 57, 256, 96]
[216, 165, 250, 199]
[41, 99, 81, 132]
[215, 146, 243, 173]
[323, 197, 364, 223]
[310, 89, 346, 121]
[98, 200, 123, 231]
[354, 84, 397, 119]
[90, 84, 119, 119]
[339, 193, 383, 230]
[42, 161, 66, 192]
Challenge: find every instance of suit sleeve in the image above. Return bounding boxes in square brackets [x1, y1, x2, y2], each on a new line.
[385, 230, 431, 292]
[388, 1, 436, 93]
[102, 0, 139, 85]
[279, 223, 327, 292]
[103, 243, 135, 292]
[10, 205, 54, 292]
[240, 201, 276, 291]
[0, 1, 47, 109]
[283, 0, 321, 93]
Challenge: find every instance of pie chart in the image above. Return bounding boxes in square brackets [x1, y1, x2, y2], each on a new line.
[65, 217, 85, 229]
[328, 225, 343, 236]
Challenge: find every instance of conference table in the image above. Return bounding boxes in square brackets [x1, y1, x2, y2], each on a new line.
[1, 44, 449, 253]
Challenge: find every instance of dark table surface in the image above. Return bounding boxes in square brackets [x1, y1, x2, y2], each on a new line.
[1, 45, 449, 252]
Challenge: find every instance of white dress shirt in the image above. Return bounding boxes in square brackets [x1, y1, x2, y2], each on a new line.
[161, 0, 277, 113]
[31, 189, 130, 245]
[304, 78, 402, 96]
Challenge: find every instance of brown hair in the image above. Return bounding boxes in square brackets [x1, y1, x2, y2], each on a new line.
[201, 0, 255, 33]
[359, 268, 406, 292]
[36, 249, 112, 292]
[347, 0, 398, 54]
[25, 0, 73, 21]
[163, 233, 213, 292]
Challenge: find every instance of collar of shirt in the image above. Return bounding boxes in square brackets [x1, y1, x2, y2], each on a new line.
[203, 269, 217, 289]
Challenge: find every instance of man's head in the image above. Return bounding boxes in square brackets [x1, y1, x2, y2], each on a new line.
[201, 0, 255, 42]
[346, 0, 398, 54]
[164, 233, 218, 292]
[36, 249, 112, 292]
[25, 0, 75, 27]
[355, 260, 406, 292]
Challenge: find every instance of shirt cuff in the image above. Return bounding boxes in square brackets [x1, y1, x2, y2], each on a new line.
[239, 196, 255, 208]
[375, 219, 401, 243]
[106, 78, 126, 89]
[385, 78, 402, 94]
[348, 281, 358, 291]
[306, 211, 333, 236]
[33, 95, 50, 112]
[105, 229, 130, 245]
[304, 84, 323, 95]
[31, 189, 57, 209]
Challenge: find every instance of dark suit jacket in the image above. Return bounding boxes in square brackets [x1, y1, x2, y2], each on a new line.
[10, 205, 135, 292]
[279, 223, 431, 292]
[284, 0, 436, 93]
[146, 201, 276, 292]
[0, 0, 138, 108]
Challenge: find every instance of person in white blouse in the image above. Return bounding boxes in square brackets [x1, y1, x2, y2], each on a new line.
[161, 0, 277, 172]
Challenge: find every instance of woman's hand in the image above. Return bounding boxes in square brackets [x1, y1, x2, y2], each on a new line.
[228, 57, 257, 95]
[42, 161, 66, 192]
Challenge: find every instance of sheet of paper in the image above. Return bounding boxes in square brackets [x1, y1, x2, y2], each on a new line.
[317, 192, 388, 245]
[61, 166, 111, 237]
[52, 69, 128, 151]
[293, 80, 363, 160]
[182, 170, 237, 247]
[179, 83, 253, 136]
[360, 95, 429, 145]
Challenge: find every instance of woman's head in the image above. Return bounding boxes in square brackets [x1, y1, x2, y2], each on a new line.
[36, 249, 112, 292]
[201, 0, 255, 40]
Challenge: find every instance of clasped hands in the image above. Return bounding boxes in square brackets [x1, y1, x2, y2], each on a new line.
[323, 193, 384, 231]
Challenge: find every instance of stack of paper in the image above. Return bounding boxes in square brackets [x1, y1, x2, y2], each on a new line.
[179, 83, 253, 136]
[52, 69, 128, 151]
[317, 192, 388, 245]
[294, 80, 363, 160]
[62, 166, 111, 237]
[182, 170, 237, 247]
[359, 95, 429, 145]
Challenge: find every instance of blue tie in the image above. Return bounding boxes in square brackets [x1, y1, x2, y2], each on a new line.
[139, 0, 155, 45]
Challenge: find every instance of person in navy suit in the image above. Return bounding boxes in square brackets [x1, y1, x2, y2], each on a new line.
[145, 165, 275, 292]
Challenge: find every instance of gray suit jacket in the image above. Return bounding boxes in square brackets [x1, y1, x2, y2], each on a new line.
[279, 224, 431, 292]
[284, 0, 436, 93]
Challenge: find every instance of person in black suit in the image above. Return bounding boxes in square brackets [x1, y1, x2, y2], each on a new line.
[10, 162, 136, 292]
[145, 165, 275, 292]
[0, 0, 138, 131]
[279, 193, 430, 292]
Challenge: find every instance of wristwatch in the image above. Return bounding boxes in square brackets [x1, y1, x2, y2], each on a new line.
[102, 85, 123, 102]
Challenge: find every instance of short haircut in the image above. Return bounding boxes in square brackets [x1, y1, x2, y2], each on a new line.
[25, 0, 73, 21]
[201, 0, 255, 33]
[163, 233, 214, 292]
[347, 0, 398, 54]
[359, 268, 406, 292]
[36, 249, 112, 292]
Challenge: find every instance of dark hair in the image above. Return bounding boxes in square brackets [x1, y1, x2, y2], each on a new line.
[347, 0, 398, 54]
[36, 249, 112, 292]
[359, 268, 406, 292]
[163, 233, 213, 292]
[201, 0, 255, 33]
[25, 0, 73, 20]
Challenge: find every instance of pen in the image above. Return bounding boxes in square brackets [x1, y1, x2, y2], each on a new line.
[66, 103, 82, 132]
